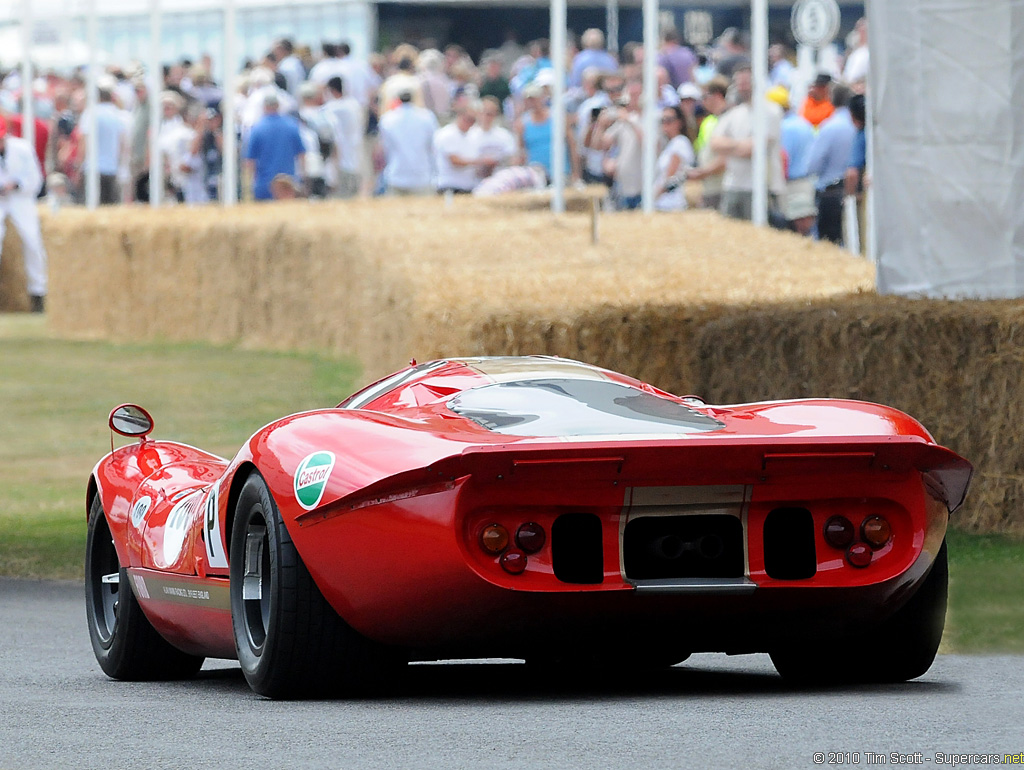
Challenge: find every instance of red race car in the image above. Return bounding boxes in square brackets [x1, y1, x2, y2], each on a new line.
[85, 356, 971, 697]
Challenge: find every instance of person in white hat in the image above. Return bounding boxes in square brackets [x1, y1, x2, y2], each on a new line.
[0, 115, 47, 312]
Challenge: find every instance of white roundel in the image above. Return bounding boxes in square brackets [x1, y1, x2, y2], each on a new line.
[162, 490, 202, 567]
[130, 496, 152, 528]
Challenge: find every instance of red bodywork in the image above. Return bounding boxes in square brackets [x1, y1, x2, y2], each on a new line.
[89, 357, 971, 660]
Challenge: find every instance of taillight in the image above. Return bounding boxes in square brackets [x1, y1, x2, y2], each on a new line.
[846, 542, 872, 568]
[480, 524, 509, 554]
[823, 516, 855, 549]
[515, 522, 546, 553]
[500, 550, 527, 574]
[477, 518, 549, 575]
[861, 516, 891, 549]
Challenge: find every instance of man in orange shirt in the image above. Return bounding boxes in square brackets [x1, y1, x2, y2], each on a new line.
[801, 72, 834, 128]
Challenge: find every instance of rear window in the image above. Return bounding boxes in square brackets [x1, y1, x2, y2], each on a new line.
[447, 379, 724, 437]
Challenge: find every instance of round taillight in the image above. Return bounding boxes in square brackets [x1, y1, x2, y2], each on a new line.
[480, 524, 509, 554]
[500, 550, 527, 574]
[861, 516, 892, 549]
[515, 522, 546, 553]
[824, 516, 855, 549]
[846, 542, 872, 568]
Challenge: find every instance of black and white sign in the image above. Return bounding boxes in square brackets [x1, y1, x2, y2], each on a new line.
[791, 0, 841, 49]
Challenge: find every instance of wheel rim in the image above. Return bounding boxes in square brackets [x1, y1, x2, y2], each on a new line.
[88, 515, 120, 647]
[241, 510, 271, 652]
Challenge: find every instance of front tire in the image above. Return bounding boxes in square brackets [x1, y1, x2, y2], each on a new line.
[85, 496, 205, 680]
[229, 472, 399, 698]
[771, 540, 948, 685]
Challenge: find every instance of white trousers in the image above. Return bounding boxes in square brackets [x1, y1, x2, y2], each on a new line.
[0, 197, 48, 297]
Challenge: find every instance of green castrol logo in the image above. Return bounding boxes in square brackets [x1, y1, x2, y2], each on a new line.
[294, 451, 336, 510]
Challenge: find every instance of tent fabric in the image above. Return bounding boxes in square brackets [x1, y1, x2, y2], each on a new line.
[870, 0, 1024, 298]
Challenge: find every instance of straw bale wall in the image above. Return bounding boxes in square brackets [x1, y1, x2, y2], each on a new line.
[0, 225, 30, 312]
[40, 198, 1023, 534]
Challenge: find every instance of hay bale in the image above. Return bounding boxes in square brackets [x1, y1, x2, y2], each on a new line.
[40, 196, 1024, 534]
[0, 221, 30, 312]
[691, 298, 1024, 535]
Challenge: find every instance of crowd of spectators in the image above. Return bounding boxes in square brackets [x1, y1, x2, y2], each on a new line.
[0, 18, 871, 233]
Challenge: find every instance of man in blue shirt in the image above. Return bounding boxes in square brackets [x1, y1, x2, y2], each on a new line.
[244, 92, 305, 201]
[769, 85, 816, 235]
[569, 29, 618, 89]
[845, 94, 867, 193]
[79, 87, 126, 204]
[806, 83, 857, 244]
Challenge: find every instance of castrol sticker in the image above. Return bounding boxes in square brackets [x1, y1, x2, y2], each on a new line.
[294, 451, 336, 510]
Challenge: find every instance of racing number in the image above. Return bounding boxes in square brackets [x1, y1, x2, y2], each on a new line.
[203, 487, 229, 569]
[205, 493, 218, 559]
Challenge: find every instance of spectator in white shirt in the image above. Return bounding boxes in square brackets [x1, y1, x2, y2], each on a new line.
[378, 89, 438, 195]
[321, 76, 364, 198]
[298, 81, 332, 198]
[0, 117, 48, 311]
[468, 96, 516, 181]
[433, 100, 483, 194]
[274, 39, 307, 97]
[335, 42, 380, 110]
[241, 67, 296, 137]
[308, 43, 345, 87]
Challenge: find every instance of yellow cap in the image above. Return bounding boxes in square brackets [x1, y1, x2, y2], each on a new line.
[766, 85, 790, 111]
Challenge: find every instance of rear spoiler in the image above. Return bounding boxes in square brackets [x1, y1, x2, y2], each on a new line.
[455, 436, 972, 514]
[295, 435, 972, 527]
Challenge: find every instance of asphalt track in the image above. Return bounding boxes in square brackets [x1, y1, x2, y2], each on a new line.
[1, 578, 1020, 770]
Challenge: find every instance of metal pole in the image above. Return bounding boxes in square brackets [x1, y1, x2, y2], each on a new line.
[865, 54, 876, 265]
[640, 0, 657, 214]
[606, 0, 619, 55]
[222, 0, 238, 205]
[750, 0, 769, 227]
[21, 0, 35, 156]
[85, 0, 100, 209]
[148, 0, 163, 206]
[550, 0, 566, 214]
[62, 0, 73, 74]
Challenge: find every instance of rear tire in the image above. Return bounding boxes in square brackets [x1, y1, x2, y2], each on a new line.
[85, 496, 205, 680]
[229, 472, 399, 698]
[771, 541, 948, 685]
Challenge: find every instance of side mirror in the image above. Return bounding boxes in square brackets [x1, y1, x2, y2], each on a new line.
[109, 404, 154, 439]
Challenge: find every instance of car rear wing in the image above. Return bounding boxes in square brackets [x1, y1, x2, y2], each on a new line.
[296, 435, 972, 528]
[453, 436, 972, 514]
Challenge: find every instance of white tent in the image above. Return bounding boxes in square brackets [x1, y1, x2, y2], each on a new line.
[870, 0, 1024, 298]
[0, 25, 106, 69]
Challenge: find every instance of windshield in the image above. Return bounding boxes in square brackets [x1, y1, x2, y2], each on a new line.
[448, 379, 724, 437]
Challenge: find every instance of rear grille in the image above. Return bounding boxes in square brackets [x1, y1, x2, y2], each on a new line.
[763, 507, 817, 580]
[623, 514, 744, 580]
[551, 513, 604, 584]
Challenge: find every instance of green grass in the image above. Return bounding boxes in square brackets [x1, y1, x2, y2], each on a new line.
[0, 315, 359, 580]
[945, 529, 1024, 654]
[1, 316, 1021, 653]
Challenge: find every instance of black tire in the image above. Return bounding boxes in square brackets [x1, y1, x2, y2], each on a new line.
[85, 496, 205, 680]
[229, 472, 400, 699]
[771, 540, 948, 685]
